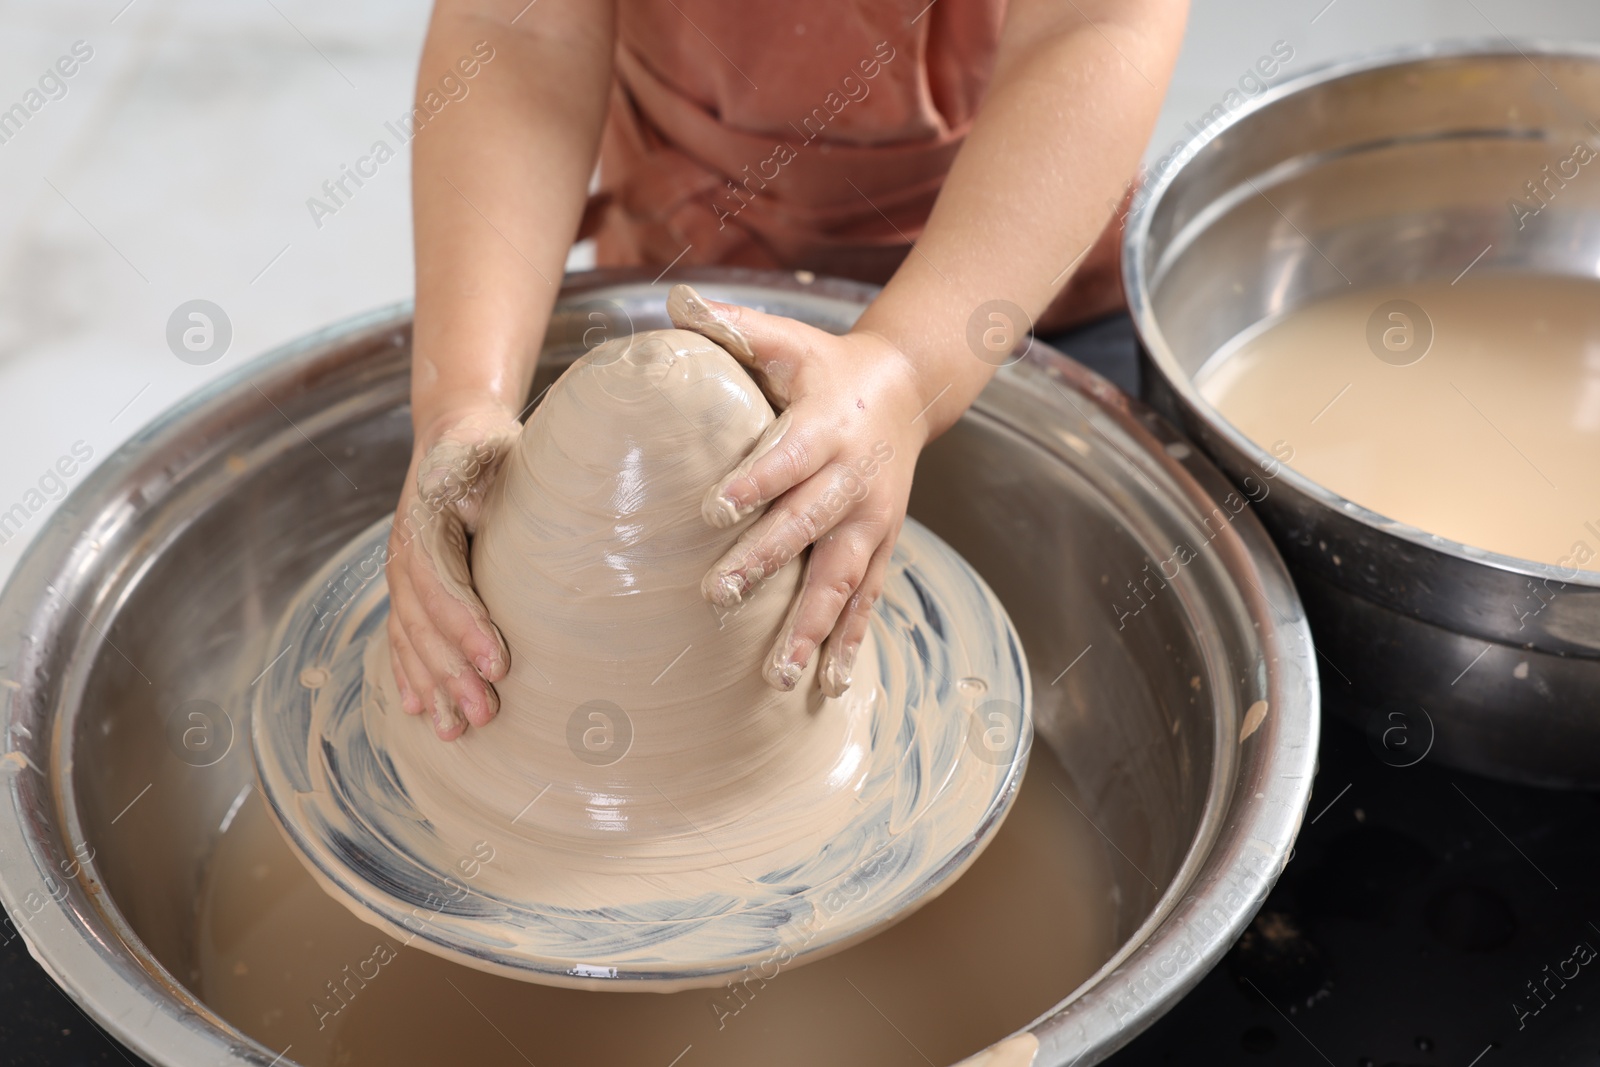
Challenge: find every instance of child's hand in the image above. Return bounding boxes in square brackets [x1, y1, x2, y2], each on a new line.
[668, 284, 931, 698]
[383, 407, 520, 740]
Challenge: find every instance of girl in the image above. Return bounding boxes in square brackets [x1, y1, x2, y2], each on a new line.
[385, 0, 1186, 737]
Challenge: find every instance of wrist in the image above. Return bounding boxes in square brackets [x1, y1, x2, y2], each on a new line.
[412, 394, 521, 454]
[848, 323, 991, 447]
[842, 329, 935, 450]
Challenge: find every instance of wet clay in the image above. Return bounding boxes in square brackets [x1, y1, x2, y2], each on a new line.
[367, 327, 885, 909]
[269, 319, 1033, 991]
[201, 747, 1111, 1067]
[1198, 275, 1600, 569]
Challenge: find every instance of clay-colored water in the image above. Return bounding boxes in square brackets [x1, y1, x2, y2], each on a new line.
[1198, 274, 1600, 570]
[200, 748, 1116, 1067]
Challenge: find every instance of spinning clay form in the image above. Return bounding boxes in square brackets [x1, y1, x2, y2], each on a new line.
[253, 291, 1032, 989]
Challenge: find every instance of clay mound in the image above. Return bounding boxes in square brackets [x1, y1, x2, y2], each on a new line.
[370, 326, 880, 903]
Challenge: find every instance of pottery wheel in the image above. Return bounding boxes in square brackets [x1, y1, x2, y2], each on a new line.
[252, 319, 1032, 991]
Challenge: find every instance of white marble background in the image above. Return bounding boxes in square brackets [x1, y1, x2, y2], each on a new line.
[0, 0, 1596, 587]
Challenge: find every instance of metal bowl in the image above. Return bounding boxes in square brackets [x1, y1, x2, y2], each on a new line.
[0, 269, 1315, 1065]
[1127, 42, 1600, 788]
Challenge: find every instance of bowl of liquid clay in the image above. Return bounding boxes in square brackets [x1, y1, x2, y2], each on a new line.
[0, 269, 1315, 1066]
[1128, 41, 1600, 788]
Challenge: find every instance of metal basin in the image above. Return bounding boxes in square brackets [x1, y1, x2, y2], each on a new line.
[1127, 42, 1600, 788]
[0, 269, 1315, 1065]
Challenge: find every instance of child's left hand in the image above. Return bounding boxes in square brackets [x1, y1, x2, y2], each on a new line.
[668, 284, 933, 699]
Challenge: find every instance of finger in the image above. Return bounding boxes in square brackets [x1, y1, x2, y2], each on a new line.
[386, 614, 425, 715]
[667, 284, 822, 408]
[415, 510, 509, 680]
[702, 463, 859, 609]
[394, 552, 498, 734]
[389, 567, 466, 737]
[387, 571, 467, 739]
[819, 537, 894, 698]
[763, 554, 813, 692]
[388, 607, 432, 716]
[701, 409, 816, 529]
[403, 592, 501, 733]
[666, 284, 760, 365]
[763, 523, 880, 692]
[430, 691, 468, 742]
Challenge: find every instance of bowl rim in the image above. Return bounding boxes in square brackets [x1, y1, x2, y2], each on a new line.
[1124, 37, 1600, 590]
[0, 268, 1318, 1067]
[978, 353, 1317, 1064]
[0, 299, 423, 1067]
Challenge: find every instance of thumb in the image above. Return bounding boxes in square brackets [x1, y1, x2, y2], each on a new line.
[667, 283, 821, 409]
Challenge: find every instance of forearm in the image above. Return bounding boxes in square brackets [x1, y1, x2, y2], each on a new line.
[411, 0, 614, 437]
[854, 0, 1186, 441]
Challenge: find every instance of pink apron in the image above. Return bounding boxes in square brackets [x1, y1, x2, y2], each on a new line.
[588, 0, 1007, 286]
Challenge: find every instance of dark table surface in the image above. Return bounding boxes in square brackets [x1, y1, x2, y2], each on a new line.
[4, 315, 1595, 1067]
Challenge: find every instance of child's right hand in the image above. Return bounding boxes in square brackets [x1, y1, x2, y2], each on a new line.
[383, 406, 521, 740]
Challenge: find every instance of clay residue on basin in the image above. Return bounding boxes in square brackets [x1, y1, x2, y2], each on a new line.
[199, 745, 1115, 1067]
